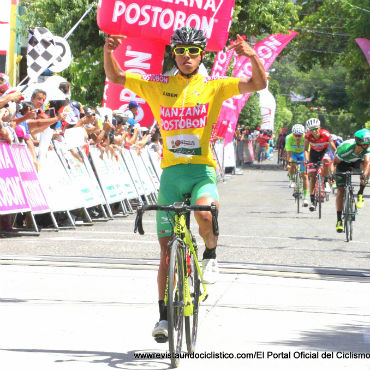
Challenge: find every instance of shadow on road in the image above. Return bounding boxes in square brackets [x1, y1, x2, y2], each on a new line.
[266, 323, 370, 353]
[0, 348, 170, 369]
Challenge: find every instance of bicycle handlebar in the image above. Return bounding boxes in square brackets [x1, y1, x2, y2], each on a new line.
[336, 170, 366, 181]
[134, 203, 219, 236]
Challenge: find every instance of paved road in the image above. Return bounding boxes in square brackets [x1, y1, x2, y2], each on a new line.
[0, 161, 369, 370]
[1, 161, 369, 272]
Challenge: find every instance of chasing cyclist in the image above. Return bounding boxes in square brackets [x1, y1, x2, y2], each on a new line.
[333, 128, 370, 232]
[285, 124, 309, 206]
[104, 28, 266, 341]
[304, 118, 337, 211]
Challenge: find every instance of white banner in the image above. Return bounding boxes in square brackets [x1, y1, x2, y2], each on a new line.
[258, 82, 276, 132]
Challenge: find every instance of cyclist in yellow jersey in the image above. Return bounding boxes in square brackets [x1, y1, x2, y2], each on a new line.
[104, 28, 266, 341]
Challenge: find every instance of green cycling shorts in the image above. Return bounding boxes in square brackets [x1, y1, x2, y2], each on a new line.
[156, 164, 218, 238]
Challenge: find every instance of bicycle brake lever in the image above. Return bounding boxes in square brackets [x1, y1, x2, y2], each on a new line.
[134, 206, 145, 235]
[210, 203, 219, 236]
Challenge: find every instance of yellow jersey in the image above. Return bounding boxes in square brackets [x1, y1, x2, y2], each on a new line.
[124, 72, 240, 169]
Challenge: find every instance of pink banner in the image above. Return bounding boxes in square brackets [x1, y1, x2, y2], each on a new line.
[11, 145, 50, 213]
[211, 46, 235, 77]
[219, 31, 298, 145]
[103, 37, 166, 127]
[355, 38, 370, 66]
[97, 0, 235, 51]
[210, 41, 236, 137]
[0, 142, 30, 214]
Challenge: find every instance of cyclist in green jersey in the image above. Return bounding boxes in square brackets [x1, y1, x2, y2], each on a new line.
[104, 28, 267, 341]
[285, 124, 309, 206]
[333, 128, 370, 232]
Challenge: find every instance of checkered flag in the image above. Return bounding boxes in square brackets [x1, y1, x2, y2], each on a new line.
[27, 27, 61, 81]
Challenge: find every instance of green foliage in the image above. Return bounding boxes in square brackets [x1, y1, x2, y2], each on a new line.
[239, 93, 262, 129]
[232, 0, 299, 39]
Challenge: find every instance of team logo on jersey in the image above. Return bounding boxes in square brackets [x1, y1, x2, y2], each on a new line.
[141, 74, 169, 83]
[167, 134, 201, 157]
[163, 91, 178, 97]
[160, 103, 209, 131]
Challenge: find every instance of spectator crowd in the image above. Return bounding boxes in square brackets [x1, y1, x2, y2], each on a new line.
[0, 73, 163, 168]
[233, 124, 275, 167]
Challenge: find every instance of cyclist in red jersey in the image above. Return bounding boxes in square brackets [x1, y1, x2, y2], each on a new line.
[304, 118, 336, 211]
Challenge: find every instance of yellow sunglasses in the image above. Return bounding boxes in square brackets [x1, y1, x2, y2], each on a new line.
[173, 46, 203, 56]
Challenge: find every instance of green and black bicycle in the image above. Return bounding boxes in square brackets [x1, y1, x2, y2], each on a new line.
[336, 170, 364, 242]
[134, 194, 219, 368]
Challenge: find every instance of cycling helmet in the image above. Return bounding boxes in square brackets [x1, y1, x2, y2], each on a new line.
[69, 100, 81, 111]
[354, 128, 370, 145]
[292, 124, 305, 135]
[331, 134, 337, 141]
[170, 27, 207, 49]
[306, 118, 320, 130]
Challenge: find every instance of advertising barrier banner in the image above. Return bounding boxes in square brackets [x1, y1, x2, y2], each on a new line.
[11, 145, 50, 214]
[0, 142, 30, 214]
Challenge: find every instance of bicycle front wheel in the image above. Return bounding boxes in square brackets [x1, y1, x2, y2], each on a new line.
[343, 187, 351, 242]
[295, 171, 301, 214]
[185, 245, 200, 353]
[316, 175, 322, 219]
[168, 240, 185, 367]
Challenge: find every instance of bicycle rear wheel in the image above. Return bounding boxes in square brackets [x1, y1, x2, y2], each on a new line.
[185, 245, 200, 353]
[168, 240, 185, 367]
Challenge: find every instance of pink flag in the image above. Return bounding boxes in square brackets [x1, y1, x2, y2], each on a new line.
[210, 44, 236, 137]
[219, 31, 298, 145]
[102, 37, 166, 127]
[355, 38, 370, 66]
[211, 43, 236, 77]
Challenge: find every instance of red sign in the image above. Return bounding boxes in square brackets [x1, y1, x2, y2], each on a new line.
[97, 0, 235, 51]
[102, 37, 166, 126]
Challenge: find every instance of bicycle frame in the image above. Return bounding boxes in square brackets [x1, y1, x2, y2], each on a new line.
[165, 213, 208, 317]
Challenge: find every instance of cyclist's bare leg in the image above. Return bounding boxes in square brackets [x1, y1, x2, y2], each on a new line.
[336, 187, 345, 212]
[309, 172, 316, 195]
[302, 172, 309, 192]
[194, 196, 219, 250]
[288, 163, 296, 178]
[158, 236, 171, 300]
[323, 161, 331, 178]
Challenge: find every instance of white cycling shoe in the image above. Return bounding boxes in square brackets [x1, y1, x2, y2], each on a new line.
[152, 320, 168, 343]
[202, 258, 219, 284]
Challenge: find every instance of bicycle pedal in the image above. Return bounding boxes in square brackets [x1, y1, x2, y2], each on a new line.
[154, 334, 168, 343]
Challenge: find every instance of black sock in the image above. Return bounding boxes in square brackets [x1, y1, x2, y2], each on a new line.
[203, 246, 216, 260]
[310, 194, 315, 203]
[337, 211, 342, 222]
[358, 185, 365, 196]
[158, 300, 167, 321]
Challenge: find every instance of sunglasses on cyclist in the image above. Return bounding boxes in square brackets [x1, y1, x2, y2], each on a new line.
[310, 128, 319, 132]
[294, 134, 302, 137]
[173, 46, 203, 56]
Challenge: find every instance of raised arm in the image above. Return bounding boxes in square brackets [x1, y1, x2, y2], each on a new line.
[104, 35, 127, 86]
[227, 34, 267, 94]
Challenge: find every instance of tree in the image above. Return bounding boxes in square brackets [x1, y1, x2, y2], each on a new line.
[293, 0, 370, 125]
